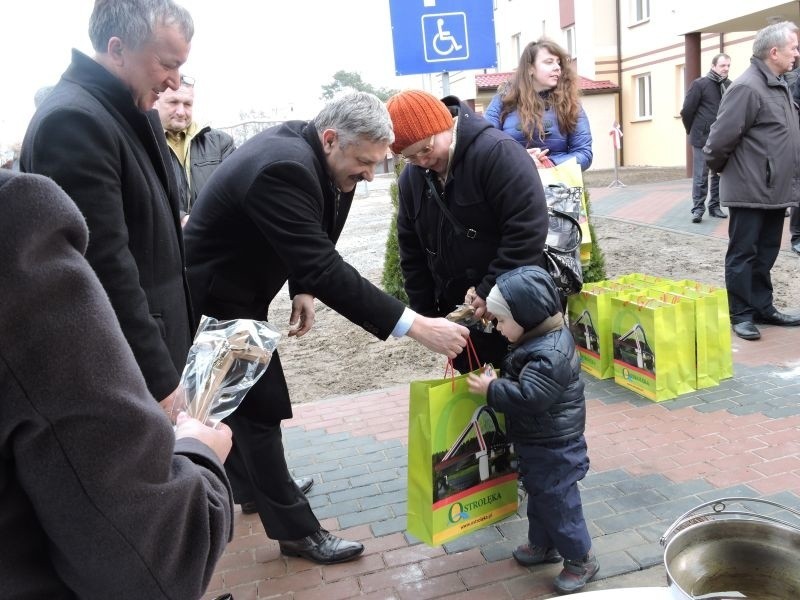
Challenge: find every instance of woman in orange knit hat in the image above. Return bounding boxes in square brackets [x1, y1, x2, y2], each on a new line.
[386, 90, 549, 371]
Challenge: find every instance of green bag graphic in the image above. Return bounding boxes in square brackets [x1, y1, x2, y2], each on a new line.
[407, 371, 518, 546]
[568, 283, 615, 379]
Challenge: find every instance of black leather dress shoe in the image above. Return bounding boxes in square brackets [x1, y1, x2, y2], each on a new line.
[709, 207, 728, 218]
[240, 477, 315, 514]
[792, 241, 800, 255]
[295, 475, 314, 495]
[279, 528, 364, 564]
[691, 213, 703, 223]
[732, 321, 760, 340]
[755, 310, 800, 326]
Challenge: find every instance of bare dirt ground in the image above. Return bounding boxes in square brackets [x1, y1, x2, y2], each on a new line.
[271, 168, 800, 404]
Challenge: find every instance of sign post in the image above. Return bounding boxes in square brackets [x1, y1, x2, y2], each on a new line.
[608, 122, 625, 188]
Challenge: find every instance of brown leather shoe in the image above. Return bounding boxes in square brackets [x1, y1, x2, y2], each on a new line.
[512, 543, 562, 566]
[279, 528, 364, 564]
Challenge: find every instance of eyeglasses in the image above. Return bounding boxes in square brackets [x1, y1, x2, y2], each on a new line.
[400, 134, 436, 162]
[180, 74, 196, 87]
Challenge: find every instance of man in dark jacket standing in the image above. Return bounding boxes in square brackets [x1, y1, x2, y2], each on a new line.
[184, 92, 470, 565]
[21, 0, 194, 413]
[386, 90, 548, 371]
[705, 21, 800, 341]
[681, 53, 731, 223]
[155, 76, 235, 221]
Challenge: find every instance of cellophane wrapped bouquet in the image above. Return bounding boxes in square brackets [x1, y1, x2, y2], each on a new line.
[179, 315, 280, 425]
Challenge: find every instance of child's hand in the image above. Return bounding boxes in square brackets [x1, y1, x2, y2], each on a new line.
[468, 370, 496, 396]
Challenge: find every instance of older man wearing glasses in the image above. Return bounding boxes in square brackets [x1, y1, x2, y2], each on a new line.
[155, 75, 235, 222]
[386, 90, 549, 372]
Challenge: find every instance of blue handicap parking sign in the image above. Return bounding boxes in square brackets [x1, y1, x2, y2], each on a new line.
[389, 0, 496, 76]
[423, 13, 469, 63]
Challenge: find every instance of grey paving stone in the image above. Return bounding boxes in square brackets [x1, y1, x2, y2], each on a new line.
[350, 469, 402, 487]
[764, 491, 800, 511]
[698, 484, 758, 501]
[496, 519, 528, 543]
[582, 469, 631, 488]
[330, 436, 373, 450]
[379, 477, 408, 494]
[379, 456, 410, 470]
[332, 450, 389, 465]
[626, 542, 664, 569]
[579, 483, 625, 504]
[693, 399, 740, 413]
[356, 492, 399, 510]
[763, 405, 800, 418]
[385, 445, 408, 459]
[656, 479, 715, 499]
[329, 484, 382, 503]
[661, 395, 705, 410]
[727, 403, 774, 416]
[338, 506, 393, 528]
[583, 501, 614, 520]
[292, 460, 349, 475]
[481, 540, 516, 562]
[307, 495, 330, 510]
[591, 529, 648, 554]
[593, 507, 658, 535]
[310, 464, 366, 481]
[390, 501, 407, 516]
[373, 515, 408, 537]
[607, 489, 669, 513]
[442, 526, 503, 553]
[647, 496, 709, 521]
[636, 520, 673, 543]
[614, 473, 671, 494]
[313, 499, 361, 519]
[593, 549, 641, 579]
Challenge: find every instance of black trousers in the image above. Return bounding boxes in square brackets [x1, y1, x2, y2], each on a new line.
[790, 206, 800, 244]
[224, 413, 319, 540]
[725, 206, 784, 323]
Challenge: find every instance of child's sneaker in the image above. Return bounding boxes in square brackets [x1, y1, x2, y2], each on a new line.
[553, 551, 599, 594]
[512, 543, 561, 566]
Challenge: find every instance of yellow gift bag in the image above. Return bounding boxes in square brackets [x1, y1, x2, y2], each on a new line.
[610, 294, 692, 401]
[407, 370, 518, 546]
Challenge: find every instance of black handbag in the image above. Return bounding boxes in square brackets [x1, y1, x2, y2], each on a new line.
[544, 206, 583, 296]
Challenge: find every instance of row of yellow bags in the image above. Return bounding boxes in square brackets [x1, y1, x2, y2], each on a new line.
[567, 274, 733, 402]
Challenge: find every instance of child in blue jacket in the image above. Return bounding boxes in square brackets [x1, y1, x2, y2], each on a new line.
[468, 265, 597, 594]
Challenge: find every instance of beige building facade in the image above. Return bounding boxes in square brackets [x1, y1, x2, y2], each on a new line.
[427, 1, 800, 171]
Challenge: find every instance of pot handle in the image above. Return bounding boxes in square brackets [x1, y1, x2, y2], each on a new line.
[660, 496, 800, 547]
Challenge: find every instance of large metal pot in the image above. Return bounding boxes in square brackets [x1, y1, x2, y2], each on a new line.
[660, 497, 800, 600]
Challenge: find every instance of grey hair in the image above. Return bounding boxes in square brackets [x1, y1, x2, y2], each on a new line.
[33, 86, 55, 108]
[753, 21, 799, 60]
[312, 92, 395, 148]
[88, 0, 194, 52]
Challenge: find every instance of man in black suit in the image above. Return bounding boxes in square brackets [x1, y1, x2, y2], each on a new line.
[184, 91, 470, 564]
[21, 0, 194, 415]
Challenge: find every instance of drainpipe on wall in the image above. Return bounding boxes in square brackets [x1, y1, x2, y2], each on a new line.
[684, 32, 701, 178]
[615, 0, 624, 166]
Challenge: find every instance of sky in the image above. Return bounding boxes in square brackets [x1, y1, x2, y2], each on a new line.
[0, 0, 429, 147]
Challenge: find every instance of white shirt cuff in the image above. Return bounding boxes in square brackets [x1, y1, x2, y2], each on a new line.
[391, 307, 417, 338]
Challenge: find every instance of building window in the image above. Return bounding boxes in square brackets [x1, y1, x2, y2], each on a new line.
[564, 26, 575, 58]
[635, 73, 652, 118]
[632, 0, 650, 23]
[512, 33, 522, 62]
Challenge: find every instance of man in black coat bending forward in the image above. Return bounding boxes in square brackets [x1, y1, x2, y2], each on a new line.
[184, 91, 470, 564]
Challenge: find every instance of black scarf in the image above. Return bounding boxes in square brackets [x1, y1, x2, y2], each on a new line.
[706, 69, 730, 96]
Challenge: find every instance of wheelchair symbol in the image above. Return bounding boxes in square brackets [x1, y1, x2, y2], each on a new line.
[422, 12, 469, 63]
[433, 18, 462, 55]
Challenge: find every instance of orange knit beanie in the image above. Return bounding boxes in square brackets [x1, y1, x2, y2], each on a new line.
[386, 90, 453, 154]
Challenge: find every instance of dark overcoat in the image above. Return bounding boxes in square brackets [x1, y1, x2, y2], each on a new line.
[184, 121, 405, 423]
[0, 170, 232, 599]
[20, 50, 193, 402]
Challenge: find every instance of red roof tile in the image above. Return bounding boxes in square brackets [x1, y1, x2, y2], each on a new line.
[475, 71, 618, 92]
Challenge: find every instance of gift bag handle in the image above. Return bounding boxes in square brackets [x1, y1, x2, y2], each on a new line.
[444, 337, 482, 388]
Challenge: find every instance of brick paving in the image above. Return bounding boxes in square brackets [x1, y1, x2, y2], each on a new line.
[202, 178, 800, 600]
